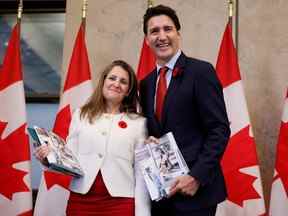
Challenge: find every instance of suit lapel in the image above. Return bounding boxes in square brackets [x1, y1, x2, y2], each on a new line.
[162, 53, 187, 127]
[146, 69, 157, 114]
[145, 69, 162, 134]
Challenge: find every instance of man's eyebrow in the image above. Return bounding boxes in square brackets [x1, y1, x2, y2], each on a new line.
[149, 26, 159, 31]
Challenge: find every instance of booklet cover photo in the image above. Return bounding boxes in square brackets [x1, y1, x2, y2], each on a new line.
[28, 126, 84, 177]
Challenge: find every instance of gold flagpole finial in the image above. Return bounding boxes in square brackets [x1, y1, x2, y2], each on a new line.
[17, 0, 23, 20]
[82, 0, 88, 19]
[147, 0, 154, 8]
[228, 0, 233, 18]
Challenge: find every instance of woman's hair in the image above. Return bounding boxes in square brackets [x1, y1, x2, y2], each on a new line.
[80, 60, 139, 123]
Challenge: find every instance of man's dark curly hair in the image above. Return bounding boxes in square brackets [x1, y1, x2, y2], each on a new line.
[143, 5, 181, 35]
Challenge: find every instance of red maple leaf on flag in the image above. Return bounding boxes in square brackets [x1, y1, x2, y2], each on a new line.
[275, 121, 288, 195]
[221, 126, 261, 206]
[0, 121, 30, 200]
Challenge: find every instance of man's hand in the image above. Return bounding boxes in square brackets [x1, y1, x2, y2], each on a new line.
[169, 175, 200, 197]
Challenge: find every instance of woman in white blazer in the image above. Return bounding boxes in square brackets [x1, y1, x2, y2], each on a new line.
[35, 60, 150, 216]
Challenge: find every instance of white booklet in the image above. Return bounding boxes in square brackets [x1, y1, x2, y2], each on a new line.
[28, 126, 84, 177]
[135, 132, 189, 201]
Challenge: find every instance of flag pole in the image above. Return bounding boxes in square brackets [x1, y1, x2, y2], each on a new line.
[17, 0, 23, 22]
[17, 0, 22, 46]
[82, 0, 88, 30]
[147, 0, 154, 8]
[228, 0, 239, 52]
[228, 0, 233, 26]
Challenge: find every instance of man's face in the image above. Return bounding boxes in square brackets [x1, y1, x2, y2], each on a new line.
[145, 15, 181, 65]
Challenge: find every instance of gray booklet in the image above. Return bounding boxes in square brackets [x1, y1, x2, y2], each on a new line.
[135, 132, 189, 201]
[28, 126, 84, 178]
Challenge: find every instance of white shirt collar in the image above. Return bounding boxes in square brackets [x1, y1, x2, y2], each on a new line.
[156, 49, 181, 74]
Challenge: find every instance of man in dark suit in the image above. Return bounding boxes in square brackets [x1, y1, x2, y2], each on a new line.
[139, 5, 231, 216]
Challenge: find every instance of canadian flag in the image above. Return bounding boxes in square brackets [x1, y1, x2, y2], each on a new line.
[0, 23, 33, 215]
[136, 39, 155, 81]
[33, 21, 93, 216]
[269, 90, 288, 216]
[215, 22, 266, 215]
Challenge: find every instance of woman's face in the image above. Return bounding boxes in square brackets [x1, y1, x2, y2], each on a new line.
[102, 65, 130, 107]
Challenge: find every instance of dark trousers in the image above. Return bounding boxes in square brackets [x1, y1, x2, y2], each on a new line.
[151, 199, 217, 216]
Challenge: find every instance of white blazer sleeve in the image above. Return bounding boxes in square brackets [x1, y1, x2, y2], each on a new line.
[135, 118, 151, 216]
[65, 108, 81, 155]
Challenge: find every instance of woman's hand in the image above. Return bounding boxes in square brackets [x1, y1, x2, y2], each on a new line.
[144, 136, 160, 144]
[34, 145, 51, 164]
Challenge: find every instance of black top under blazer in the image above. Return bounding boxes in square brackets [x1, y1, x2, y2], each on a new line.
[139, 52, 231, 211]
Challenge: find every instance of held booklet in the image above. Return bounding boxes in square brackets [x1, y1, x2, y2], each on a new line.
[28, 126, 84, 177]
[135, 132, 189, 201]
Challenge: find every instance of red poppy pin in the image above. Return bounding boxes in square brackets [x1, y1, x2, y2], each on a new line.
[172, 67, 183, 78]
[118, 120, 127, 129]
